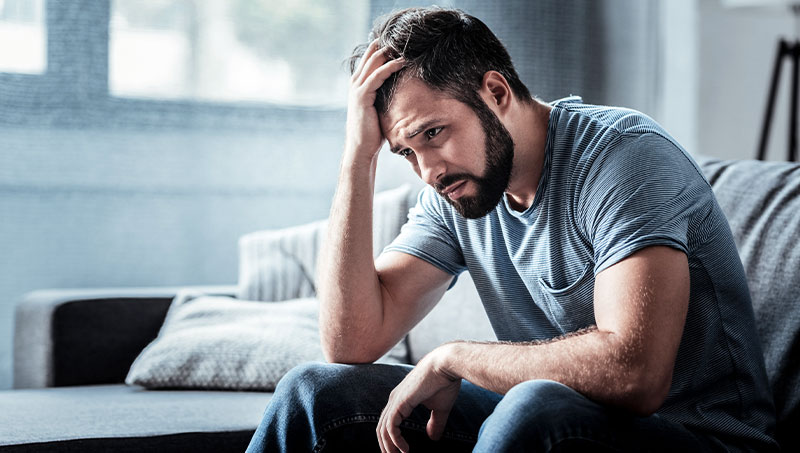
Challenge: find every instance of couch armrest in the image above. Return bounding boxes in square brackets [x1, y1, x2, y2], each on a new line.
[13, 285, 238, 389]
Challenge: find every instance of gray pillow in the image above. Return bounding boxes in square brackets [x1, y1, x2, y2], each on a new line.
[126, 292, 324, 391]
[126, 291, 407, 391]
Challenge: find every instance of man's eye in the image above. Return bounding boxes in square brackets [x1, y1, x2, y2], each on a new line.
[399, 148, 414, 157]
[425, 127, 443, 140]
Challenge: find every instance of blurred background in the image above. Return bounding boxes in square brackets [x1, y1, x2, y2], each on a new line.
[0, 0, 795, 389]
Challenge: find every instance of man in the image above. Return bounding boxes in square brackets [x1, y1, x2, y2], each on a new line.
[247, 7, 777, 452]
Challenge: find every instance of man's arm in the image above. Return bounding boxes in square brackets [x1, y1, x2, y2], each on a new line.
[317, 41, 453, 363]
[377, 246, 690, 452]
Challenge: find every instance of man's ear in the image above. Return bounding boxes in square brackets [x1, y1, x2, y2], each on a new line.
[479, 71, 513, 113]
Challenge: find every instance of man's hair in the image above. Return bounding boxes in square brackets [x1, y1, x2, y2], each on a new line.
[348, 7, 533, 114]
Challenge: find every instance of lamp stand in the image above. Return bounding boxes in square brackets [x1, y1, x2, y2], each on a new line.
[757, 39, 800, 161]
[757, 5, 800, 162]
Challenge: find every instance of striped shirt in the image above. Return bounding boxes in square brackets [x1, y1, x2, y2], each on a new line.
[385, 97, 777, 450]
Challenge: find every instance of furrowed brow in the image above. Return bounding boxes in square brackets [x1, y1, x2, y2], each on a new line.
[389, 118, 443, 154]
[407, 119, 441, 139]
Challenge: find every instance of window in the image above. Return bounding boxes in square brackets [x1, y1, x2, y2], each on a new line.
[1, 0, 376, 130]
[109, 0, 369, 106]
[0, 0, 46, 74]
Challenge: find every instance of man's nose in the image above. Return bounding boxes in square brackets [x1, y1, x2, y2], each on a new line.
[418, 152, 446, 186]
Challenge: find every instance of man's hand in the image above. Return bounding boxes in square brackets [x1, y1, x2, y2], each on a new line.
[377, 347, 461, 453]
[345, 39, 405, 161]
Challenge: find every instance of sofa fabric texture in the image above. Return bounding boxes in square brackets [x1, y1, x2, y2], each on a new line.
[126, 293, 323, 391]
[237, 185, 416, 302]
[0, 384, 270, 451]
[699, 157, 800, 447]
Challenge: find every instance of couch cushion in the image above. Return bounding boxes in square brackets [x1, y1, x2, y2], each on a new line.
[126, 293, 325, 391]
[0, 384, 271, 452]
[14, 286, 238, 389]
[699, 157, 800, 447]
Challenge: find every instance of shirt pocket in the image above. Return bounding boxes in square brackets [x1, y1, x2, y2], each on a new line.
[537, 262, 596, 333]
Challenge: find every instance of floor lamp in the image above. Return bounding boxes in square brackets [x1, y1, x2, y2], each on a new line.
[758, 6, 800, 161]
[724, 0, 800, 161]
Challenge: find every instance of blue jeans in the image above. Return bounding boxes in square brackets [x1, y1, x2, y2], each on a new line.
[246, 362, 718, 452]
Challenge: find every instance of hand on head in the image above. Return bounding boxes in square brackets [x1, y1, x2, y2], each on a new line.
[345, 40, 405, 162]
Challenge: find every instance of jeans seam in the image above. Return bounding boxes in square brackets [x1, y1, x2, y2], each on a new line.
[548, 434, 624, 453]
[313, 412, 478, 451]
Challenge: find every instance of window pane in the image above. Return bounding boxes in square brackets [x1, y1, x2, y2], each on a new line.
[0, 0, 46, 74]
[110, 0, 369, 106]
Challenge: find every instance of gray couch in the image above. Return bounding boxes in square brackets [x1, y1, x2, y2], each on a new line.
[2, 156, 798, 452]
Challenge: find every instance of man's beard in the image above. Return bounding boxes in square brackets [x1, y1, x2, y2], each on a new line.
[433, 102, 514, 219]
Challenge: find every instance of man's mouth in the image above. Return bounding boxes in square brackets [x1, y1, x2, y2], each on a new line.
[442, 179, 468, 200]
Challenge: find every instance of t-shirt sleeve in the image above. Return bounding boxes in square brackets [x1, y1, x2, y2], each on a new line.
[577, 132, 712, 275]
[383, 186, 466, 276]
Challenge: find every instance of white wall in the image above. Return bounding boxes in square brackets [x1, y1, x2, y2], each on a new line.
[658, 0, 699, 155]
[659, 0, 796, 161]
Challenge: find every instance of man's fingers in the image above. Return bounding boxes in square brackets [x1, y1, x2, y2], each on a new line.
[355, 46, 392, 86]
[387, 411, 410, 453]
[362, 57, 405, 92]
[352, 39, 380, 82]
[426, 408, 451, 441]
[378, 396, 411, 453]
[378, 404, 397, 453]
[379, 426, 392, 453]
[377, 410, 388, 453]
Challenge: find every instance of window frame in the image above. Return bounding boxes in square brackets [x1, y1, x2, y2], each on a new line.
[0, 0, 347, 131]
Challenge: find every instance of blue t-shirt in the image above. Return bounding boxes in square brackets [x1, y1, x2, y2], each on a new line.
[384, 97, 777, 450]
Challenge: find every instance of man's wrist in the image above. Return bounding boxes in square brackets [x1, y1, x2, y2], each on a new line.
[343, 141, 380, 164]
[431, 341, 465, 381]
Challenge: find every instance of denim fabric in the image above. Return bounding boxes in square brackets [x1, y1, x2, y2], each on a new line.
[246, 362, 720, 452]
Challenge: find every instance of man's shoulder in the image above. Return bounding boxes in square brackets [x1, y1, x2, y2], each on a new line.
[548, 96, 697, 181]
[550, 96, 665, 137]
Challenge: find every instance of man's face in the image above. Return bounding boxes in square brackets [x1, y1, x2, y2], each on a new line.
[379, 78, 514, 219]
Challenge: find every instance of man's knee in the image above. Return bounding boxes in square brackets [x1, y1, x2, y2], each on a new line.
[273, 362, 360, 404]
[477, 379, 598, 451]
[256, 362, 411, 452]
[273, 361, 411, 411]
[500, 379, 585, 423]
[508, 379, 584, 409]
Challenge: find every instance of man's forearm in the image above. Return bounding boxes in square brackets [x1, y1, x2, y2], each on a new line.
[433, 327, 671, 416]
[318, 151, 387, 362]
[317, 39, 408, 363]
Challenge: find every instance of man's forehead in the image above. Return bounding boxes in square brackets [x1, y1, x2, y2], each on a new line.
[379, 78, 453, 136]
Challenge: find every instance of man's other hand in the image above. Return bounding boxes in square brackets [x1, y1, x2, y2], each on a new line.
[377, 346, 461, 453]
[345, 40, 404, 162]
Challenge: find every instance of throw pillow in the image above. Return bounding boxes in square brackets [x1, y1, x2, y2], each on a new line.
[126, 292, 323, 391]
[126, 291, 408, 391]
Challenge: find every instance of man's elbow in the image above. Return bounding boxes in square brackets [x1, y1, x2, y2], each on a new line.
[624, 367, 673, 416]
[320, 338, 382, 364]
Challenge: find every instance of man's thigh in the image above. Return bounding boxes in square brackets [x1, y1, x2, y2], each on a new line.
[476, 379, 718, 453]
[248, 362, 501, 453]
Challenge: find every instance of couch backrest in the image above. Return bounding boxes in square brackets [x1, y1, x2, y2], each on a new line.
[698, 157, 800, 447]
[407, 271, 495, 363]
[237, 185, 415, 302]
